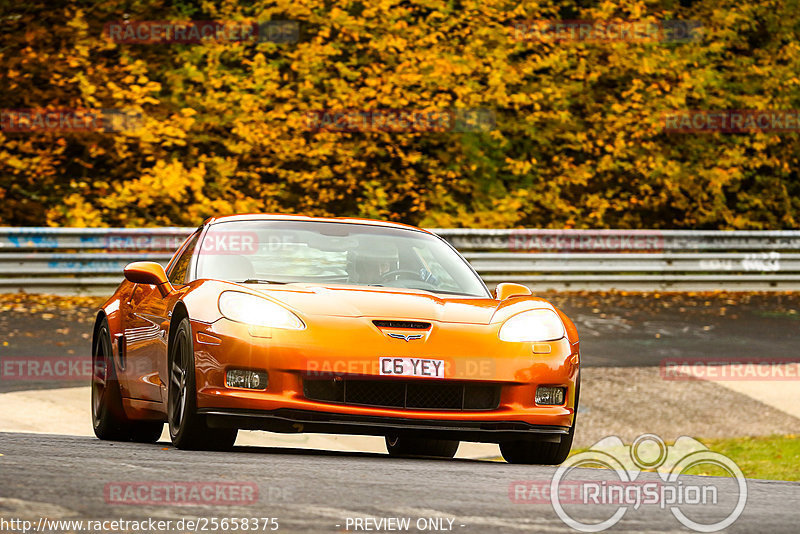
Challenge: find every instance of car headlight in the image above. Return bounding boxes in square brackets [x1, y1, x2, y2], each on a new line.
[498, 309, 565, 342]
[218, 291, 305, 330]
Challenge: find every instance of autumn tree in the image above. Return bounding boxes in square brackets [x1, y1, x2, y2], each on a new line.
[1, 0, 799, 229]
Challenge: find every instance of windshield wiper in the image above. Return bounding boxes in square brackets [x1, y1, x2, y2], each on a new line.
[238, 279, 289, 285]
[405, 287, 478, 297]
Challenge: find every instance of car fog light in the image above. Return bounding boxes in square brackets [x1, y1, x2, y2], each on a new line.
[536, 386, 566, 405]
[226, 369, 268, 390]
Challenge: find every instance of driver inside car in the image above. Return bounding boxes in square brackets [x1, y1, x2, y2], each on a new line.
[348, 245, 399, 285]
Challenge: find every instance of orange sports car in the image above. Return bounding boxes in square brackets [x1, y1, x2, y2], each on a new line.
[91, 214, 580, 464]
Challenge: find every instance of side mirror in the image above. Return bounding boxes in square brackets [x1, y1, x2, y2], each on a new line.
[495, 282, 532, 300]
[124, 261, 174, 297]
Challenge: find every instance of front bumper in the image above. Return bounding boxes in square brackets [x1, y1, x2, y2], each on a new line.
[200, 408, 571, 443]
[190, 316, 579, 436]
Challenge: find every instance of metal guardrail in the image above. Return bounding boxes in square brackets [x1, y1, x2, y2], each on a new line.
[1, 227, 799, 293]
[438, 228, 800, 251]
[0, 227, 192, 251]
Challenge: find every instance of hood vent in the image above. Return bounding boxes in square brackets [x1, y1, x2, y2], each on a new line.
[372, 320, 431, 330]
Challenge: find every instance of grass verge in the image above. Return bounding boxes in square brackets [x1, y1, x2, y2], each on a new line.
[551, 434, 800, 481]
[682, 434, 800, 481]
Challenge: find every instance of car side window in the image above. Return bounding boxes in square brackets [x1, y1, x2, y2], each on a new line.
[167, 232, 200, 285]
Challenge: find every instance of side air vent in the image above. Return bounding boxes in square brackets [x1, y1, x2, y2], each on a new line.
[372, 320, 431, 330]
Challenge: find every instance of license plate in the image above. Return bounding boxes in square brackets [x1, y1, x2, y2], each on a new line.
[379, 357, 445, 378]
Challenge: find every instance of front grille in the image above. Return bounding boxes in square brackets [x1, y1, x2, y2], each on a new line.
[372, 320, 431, 330]
[303, 378, 500, 411]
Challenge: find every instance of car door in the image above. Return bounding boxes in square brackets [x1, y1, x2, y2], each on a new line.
[122, 231, 200, 403]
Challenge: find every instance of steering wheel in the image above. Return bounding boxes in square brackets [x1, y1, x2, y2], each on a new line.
[378, 269, 427, 282]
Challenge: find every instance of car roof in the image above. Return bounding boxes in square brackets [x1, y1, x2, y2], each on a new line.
[204, 213, 432, 234]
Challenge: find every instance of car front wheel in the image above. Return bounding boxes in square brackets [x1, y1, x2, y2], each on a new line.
[168, 317, 237, 451]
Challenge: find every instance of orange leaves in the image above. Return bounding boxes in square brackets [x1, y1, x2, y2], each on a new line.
[0, 0, 799, 230]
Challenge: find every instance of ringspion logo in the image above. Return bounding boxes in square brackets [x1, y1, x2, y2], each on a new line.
[511, 434, 747, 532]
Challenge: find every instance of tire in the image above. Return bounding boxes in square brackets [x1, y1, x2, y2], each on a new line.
[385, 435, 459, 459]
[168, 317, 237, 451]
[92, 317, 163, 443]
[501, 372, 581, 465]
[128, 422, 164, 443]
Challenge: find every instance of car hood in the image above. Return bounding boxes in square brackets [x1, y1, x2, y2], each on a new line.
[240, 283, 557, 325]
[245, 283, 509, 324]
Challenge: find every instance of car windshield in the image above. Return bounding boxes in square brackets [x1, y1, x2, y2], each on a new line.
[194, 220, 488, 297]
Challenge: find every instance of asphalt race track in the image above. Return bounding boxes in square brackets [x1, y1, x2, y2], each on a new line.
[2, 294, 799, 532]
[0, 433, 797, 533]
